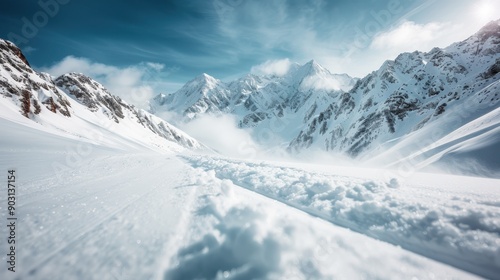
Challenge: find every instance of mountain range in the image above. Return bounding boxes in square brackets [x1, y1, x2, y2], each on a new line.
[150, 59, 359, 144]
[150, 19, 500, 176]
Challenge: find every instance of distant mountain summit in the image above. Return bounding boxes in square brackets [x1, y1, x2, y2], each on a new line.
[150, 59, 358, 144]
[153, 73, 232, 120]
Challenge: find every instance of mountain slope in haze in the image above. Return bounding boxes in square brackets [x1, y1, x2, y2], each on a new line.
[0, 39, 202, 151]
[151, 20, 500, 176]
[150, 60, 358, 144]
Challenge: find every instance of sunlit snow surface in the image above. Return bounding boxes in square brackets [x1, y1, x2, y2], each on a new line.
[1, 118, 497, 280]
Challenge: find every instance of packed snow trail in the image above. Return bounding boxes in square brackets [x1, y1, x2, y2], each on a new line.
[0, 118, 484, 279]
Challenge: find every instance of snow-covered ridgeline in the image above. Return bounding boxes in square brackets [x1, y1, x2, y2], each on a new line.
[0, 39, 202, 151]
[151, 20, 500, 174]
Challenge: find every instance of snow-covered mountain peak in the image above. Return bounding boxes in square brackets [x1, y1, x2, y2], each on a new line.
[150, 58, 358, 133]
[302, 59, 324, 72]
[180, 72, 225, 96]
[290, 20, 500, 170]
[475, 19, 500, 42]
[55, 72, 129, 122]
[288, 59, 356, 92]
[193, 72, 219, 86]
[0, 39, 72, 118]
[151, 72, 232, 120]
[447, 18, 500, 56]
[57, 72, 111, 94]
[149, 20, 499, 164]
[0, 39, 31, 67]
[292, 59, 330, 78]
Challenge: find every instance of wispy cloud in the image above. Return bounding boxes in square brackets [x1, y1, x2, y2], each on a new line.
[216, 0, 500, 78]
[39, 56, 180, 109]
[370, 21, 461, 53]
[179, 114, 260, 158]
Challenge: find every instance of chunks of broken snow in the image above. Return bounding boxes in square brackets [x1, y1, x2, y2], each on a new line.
[181, 155, 500, 279]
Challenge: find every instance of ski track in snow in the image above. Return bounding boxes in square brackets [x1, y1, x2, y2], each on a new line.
[0, 118, 493, 280]
[0, 121, 203, 280]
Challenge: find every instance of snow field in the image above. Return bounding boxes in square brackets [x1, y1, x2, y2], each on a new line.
[0, 122, 201, 280]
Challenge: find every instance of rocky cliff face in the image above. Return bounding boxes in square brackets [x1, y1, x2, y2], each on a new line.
[0, 39, 201, 150]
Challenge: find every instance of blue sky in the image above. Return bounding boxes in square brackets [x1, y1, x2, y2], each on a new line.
[1, 0, 499, 107]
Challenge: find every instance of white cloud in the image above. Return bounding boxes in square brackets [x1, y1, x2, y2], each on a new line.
[342, 20, 479, 77]
[250, 58, 292, 77]
[217, 1, 351, 75]
[40, 56, 171, 109]
[179, 115, 259, 158]
[370, 21, 455, 52]
[215, 0, 499, 79]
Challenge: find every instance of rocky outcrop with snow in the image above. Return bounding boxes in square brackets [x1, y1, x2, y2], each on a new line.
[0, 40, 72, 118]
[0, 39, 201, 151]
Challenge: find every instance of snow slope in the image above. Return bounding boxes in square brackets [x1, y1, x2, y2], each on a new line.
[0, 117, 487, 280]
[0, 118, 201, 280]
[0, 39, 202, 152]
[368, 105, 500, 177]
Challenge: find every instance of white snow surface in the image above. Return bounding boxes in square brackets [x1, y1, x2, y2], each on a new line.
[0, 117, 497, 280]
